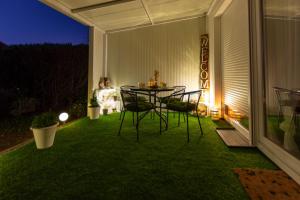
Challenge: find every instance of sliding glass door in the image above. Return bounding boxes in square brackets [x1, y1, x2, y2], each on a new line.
[262, 0, 300, 159]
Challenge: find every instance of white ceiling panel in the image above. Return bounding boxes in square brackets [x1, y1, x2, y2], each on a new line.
[79, 0, 149, 31]
[93, 8, 150, 30]
[145, 0, 212, 22]
[81, 0, 142, 18]
[57, 0, 112, 9]
[43, 0, 214, 31]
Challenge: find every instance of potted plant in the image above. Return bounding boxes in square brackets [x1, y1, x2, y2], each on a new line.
[88, 90, 100, 120]
[102, 104, 109, 115]
[112, 91, 118, 101]
[31, 112, 58, 149]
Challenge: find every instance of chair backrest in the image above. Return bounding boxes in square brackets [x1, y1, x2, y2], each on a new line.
[172, 86, 186, 100]
[171, 90, 202, 110]
[120, 90, 138, 110]
[173, 86, 186, 94]
[120, 85, 136, 91]
[273, 87, 292, 107]
[289, 91, 300, 112]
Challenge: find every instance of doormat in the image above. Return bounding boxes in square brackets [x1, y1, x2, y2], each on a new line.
[233, 168, 300, 200]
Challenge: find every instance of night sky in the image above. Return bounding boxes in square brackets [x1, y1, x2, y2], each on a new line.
[0, 0, 88, 45]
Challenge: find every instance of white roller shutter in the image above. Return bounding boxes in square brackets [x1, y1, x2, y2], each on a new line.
[221, 0, 250, 116]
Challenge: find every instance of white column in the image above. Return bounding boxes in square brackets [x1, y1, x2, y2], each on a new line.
[207, 8, 222, 110]
[87, 27, 105, 114]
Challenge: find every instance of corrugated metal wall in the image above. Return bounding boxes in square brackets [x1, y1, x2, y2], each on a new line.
[221, 0, 250, 116]
[107, 17, 206, 92]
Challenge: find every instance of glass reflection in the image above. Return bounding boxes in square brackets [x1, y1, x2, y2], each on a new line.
[263, 0, 300, 158]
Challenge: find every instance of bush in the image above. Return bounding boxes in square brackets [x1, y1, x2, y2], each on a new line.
[69, 101, 86, 119]
[10, 97, 39, 116]
[31, 112, 58, 129]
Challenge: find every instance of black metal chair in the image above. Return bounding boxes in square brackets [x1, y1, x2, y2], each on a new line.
[273, 87, 293, 125]
[289, 91, 300, 131]
[163, 90, 203, 142]
[119, 85, 148, 124]
[118, 90, 154, 141]
[158, 86, 186, 124]
[159, 86, 186, 104]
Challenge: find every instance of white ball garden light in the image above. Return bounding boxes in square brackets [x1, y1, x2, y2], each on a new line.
[59, 112, 69, 122]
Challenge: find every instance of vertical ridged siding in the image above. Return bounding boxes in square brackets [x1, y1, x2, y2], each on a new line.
[107, 17, 206, 92]
[221, 0, 250, 116]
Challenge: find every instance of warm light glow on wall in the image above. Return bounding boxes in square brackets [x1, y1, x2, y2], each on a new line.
[201, 89, 210, 105]
[225, 95, 234, 106]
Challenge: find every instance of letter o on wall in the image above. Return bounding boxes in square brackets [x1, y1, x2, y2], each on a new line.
[200, 70, 208, 79]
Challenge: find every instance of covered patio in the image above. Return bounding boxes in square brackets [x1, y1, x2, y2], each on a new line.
[1, 0, 300, 199]
[39, 0, 300, 185]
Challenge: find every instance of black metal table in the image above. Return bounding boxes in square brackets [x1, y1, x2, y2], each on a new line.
[130, 86, 175, 133]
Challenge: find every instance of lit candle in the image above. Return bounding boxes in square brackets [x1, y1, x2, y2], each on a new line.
[210, 107, 220, 120]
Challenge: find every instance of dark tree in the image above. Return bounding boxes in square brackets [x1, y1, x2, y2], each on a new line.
[0, 43, 88, 117]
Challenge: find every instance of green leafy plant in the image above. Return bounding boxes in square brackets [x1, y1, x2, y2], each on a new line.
[89, 90, 99, 108]
[31, 112, 58, 129]
[69, 101, 87, 119]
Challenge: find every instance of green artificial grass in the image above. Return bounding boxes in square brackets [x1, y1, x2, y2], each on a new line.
[266, 115, 285, 144]
[0, 113, 277, 200]
[212, 118, 234, 129]
[240, 118, 249, 130]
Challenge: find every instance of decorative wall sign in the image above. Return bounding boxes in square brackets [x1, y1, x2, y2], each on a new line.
[200, 34, 209, 89]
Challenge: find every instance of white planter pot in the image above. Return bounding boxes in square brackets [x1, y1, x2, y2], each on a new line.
[31, 123, 58, 149]
[89, 106, 100, 119]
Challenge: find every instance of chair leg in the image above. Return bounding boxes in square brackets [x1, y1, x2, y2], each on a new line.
[277, 109, 283, 126]
[295, 114, 300, 132]
[132, 112, 135, 125]
[118, 111, 126, 135]
[119, 108, 123, 120]
[183, 114, 186, 122]
[186, 112, 189, 142]
[136, 112, 139, 141]
[196, 111, 203, 135]
[178, 112, 181, 127]
[166, 109, 169, 130]
[160, 105, 162, 135]
[288, 113, 296, 133]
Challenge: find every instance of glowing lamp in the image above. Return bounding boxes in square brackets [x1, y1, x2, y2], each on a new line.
[230, 110, 241, 120]
[210, 107, 220, 120]
[59, 112, 69, 122]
